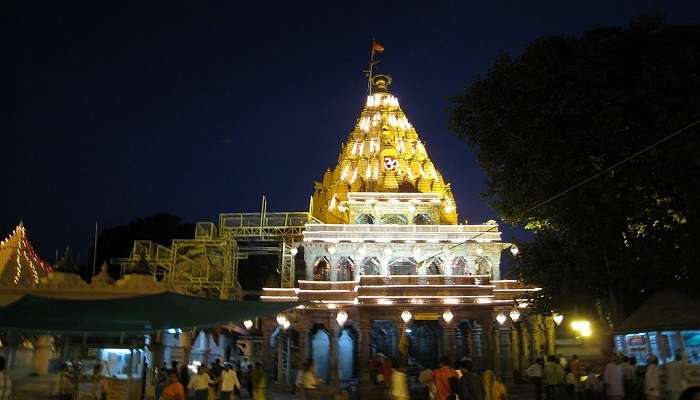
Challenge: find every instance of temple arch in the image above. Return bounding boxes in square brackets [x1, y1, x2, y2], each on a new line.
[474, 256, 492, 276]
[313, 257, 331, 281]
[310, 325, 331, 382]
[337, 257, 355, 281]
[359, 257, 381, 275]
[388, 257, 418, 275]
[426, 258, 444, 275]
[452, 257, 468, 275]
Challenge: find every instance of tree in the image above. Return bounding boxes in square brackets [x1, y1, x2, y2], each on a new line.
[86, 214, 195, 280]
[448, 17, 700, 327]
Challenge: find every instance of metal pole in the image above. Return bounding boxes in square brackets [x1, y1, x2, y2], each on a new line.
[368, 39, 375, 95]
[92, 221, 98, 278]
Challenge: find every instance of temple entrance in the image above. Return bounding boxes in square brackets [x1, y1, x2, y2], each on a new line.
[313, 257, 331, 281]
[370, 320, 398, 361]
[406, 320, 442, 369]
[338, 328, 356, 380]
[337, 257, 355, 281]
[270, 327, 299, 384]
[311, 325, 330, 382]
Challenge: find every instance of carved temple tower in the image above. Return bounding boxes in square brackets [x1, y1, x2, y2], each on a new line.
[262, 74, 551, 390]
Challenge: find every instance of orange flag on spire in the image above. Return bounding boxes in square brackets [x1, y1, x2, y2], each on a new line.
[372, 39, 385, 57]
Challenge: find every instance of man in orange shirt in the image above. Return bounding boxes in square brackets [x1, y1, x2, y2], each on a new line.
[429, 357, 457, 400]
[160, 371, 185, 400]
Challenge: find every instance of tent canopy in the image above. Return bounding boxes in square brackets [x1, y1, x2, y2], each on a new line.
[0, 292, 298, 333]
[615, 290, 700, 334]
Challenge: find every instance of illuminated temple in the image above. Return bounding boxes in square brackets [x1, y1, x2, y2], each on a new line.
[259, 75, 552, 386]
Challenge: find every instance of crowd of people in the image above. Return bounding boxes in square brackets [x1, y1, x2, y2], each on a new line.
[155, 358, 267, 400]
[366, 353, 507, 400]
[523, 352, 695, 400]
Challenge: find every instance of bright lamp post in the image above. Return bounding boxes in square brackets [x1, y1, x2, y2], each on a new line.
[442, 310, 454, 323]
[401, 310, 412, 324]
[336, 310, 348, 326]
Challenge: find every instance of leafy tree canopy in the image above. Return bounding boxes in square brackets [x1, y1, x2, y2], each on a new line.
[449, 17, 700, 327]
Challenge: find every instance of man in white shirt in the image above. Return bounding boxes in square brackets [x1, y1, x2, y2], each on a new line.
[603, 355, 624, 400]
[188, 366, 213, 400]
[0, 356, 12, 400]
[220, 364, 240, 400]
[665, 353, 687, 400]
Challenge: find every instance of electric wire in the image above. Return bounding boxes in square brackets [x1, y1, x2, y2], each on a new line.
[418, 117, 700, 265]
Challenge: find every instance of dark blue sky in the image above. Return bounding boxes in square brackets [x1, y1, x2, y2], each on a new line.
[9, 1, 700, 261]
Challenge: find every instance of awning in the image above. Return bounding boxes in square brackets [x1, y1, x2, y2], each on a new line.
[615, 290, 700, 334]
[0, 292, 299, 334]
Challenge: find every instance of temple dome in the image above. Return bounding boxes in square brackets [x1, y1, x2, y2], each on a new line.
[311, 75, 458, 224]
[0, 222, 52, 287]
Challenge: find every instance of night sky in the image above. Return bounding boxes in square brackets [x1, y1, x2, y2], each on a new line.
[9, 1, 700, 261]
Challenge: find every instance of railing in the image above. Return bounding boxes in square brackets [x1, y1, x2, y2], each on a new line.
[303, 224, 501, 241]
[219, 212, 309, 228]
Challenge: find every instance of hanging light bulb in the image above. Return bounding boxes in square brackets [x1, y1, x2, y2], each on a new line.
[276, 314, 287, 326]
[510, 245, 519, 256]
[383, 246, 393, 256]
[243, 320, 254, 330]
[553, 313, 564, 326]
[475, 247, 484, 256]
[282, 320, 291, 330]
[442, 310, 454, 323]
[336, 310, 348, 326]
[509, 310, 521, 322]
[290, 247, 298, 256]
[401, 310, 412, 323]
[496, 313, 507, 325]
[328, 245, 337, 255]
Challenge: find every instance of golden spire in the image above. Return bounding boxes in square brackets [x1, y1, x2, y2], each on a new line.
[312, 74, 458, 225]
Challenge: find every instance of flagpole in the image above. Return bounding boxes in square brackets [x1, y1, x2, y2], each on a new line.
[92, 221, 98, 277]
[368, 39, 375, 96]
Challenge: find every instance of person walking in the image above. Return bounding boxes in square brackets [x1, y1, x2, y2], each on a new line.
[391, 363, 410, 400]
[301, 359, 323, 399]
[603, 355, 625, 400]
[665, 353, 687, 400]
[643, 355, 661, 400]
[565, 365, 577, 400]
[0, 356, 12, 400]
[570, 355, 583, 379]
[526, 358, 544, 400]
[620, 356, 635, 399]
[219, 363, 240, 400]
[544, 354, 566, 399]
[161, 371, 185, 400]
[457, 359, 485, 400]
[251, 362, 267, 400]
[428, 356, 458, 400]
[189, 366, 214, 400]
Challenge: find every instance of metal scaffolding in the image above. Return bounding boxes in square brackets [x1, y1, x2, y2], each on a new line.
[114, 197, 309, 298]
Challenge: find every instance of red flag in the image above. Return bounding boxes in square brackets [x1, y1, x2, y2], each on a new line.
[372, 39, 385, 56]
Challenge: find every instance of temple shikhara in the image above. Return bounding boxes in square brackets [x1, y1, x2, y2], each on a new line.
[259, 75, 550, 386]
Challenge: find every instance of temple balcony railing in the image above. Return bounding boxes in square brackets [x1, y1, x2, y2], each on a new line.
[359, 274, 491, 286]
[302, 223, 501, 242]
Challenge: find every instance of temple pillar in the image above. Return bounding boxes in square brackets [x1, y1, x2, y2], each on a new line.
[481, 319, 495, 371]
[32, 336, 52, 376]
[179, 331, 193, 367]
[151, 331, 166, 370]
[329, 323, 339, 384]
[510, 326, 521, 376]
[380, 256, 389, 276]
[296, 317, 311, 363]
[545, 316, 556, 356]
[329, 255, 338, 281]
[498, 326, 513, 381]
[471, 322, 484, 370]
[442, 319, 456, 366]
[261, 320, 275, 373]
[493, 324, 501, 375]
[303, 247, 315, 280]
[358, 313, 372, 385]
[520, 321, 531, 367]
